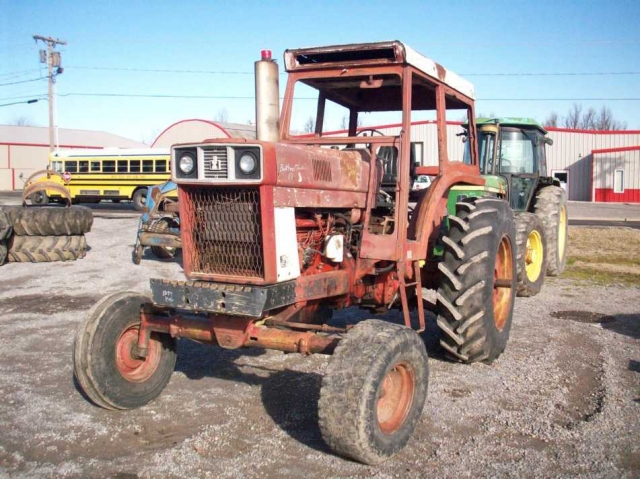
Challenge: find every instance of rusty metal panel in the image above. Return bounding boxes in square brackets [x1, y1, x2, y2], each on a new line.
[149, 278, 296, 317]
[180, 186, 264, 279]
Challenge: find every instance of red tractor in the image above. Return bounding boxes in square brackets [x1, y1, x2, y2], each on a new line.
[74, 42, 517, 464]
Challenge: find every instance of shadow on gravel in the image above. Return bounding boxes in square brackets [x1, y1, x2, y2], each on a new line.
[600, 314, 640, 340]
[174, 339, 332, 455]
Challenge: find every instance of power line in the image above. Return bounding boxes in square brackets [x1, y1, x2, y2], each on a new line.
[0, 98, 42, 108]
[463, 71, 640, 77]
[0, 92, 48, 102]
[66, 65, 255, 75]
[0, 77, 46, 87]
[65, 64, 640, 77]
[56, 92, 640, 101]
[0, 69, 41, 79]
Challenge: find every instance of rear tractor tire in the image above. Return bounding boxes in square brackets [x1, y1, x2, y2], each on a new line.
[514, 212, 547, 297]
[436, 197, 517, 364]
[8, 235, 87, 262]
[318, 320, 429, 465]
[534, 186, 567, 276]
[12, 205, 93, 236]
[73, 292, 177, 410]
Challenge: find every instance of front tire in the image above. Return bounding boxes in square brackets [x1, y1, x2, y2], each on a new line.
[73, 292, 177, 410]
[436, 198, 517, 364]
[318, 320, 429, 465]
[515, 212, 547, 297]
[533, 186, 567, 276]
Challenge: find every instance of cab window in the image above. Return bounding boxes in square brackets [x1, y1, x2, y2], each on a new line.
[499, 130, 536, 174]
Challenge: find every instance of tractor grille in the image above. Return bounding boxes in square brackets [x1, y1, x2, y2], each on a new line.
[182, 187, 264, 279]
[203, 146, 228, 179]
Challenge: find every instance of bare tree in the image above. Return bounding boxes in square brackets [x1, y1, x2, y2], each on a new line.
[580, 107, 597, 130]
[594, 106, 627, 130]
[11, 116, 35, 126]
[140, 128, 161, 146]
[563, 103, 582, 129]
[555, 103, 627, 131]
[544, 111, 559, 128]
[340, 113, 363, 130]
[214, 108, 229, 123]
[303, 116, 315, 133]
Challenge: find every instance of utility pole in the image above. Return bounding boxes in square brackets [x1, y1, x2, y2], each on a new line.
[33, 35, 66, 152]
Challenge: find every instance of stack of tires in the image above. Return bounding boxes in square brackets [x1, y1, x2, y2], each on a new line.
[0, 206, 93, 264]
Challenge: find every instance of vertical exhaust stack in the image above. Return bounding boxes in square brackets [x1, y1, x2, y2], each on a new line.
[255, 50, 280, 142]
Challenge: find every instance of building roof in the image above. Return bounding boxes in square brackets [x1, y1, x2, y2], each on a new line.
[152, 119, 256, 147]
[284, 40, 475, 100]
[0, 124, 147, 148]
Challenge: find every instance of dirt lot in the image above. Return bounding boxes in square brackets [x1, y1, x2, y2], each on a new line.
[0, 218, 638, 478]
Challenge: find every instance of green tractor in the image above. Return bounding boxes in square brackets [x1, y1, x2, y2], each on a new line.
[462, 118, 568, 296]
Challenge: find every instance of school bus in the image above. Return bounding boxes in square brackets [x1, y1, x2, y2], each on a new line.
[32, 148, 171, 211]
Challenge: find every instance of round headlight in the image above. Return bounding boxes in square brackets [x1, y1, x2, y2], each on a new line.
[238, 153, 257, 174]
[178, 154, 195, 174]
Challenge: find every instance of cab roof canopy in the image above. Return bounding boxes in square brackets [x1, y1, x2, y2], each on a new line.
[476, 117, 548, 135]
[284, 41, 474, 112]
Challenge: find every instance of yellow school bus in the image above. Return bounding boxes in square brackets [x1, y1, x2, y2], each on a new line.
[38, 148, 171, 210]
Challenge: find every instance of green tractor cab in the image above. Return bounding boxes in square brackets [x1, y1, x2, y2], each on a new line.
[455, 118, 567, 296]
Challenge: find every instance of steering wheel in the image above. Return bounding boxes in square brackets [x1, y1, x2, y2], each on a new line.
[356, 128, 385, 137]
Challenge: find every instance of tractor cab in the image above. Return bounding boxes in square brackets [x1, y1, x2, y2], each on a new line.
[475, 118, 555, 211]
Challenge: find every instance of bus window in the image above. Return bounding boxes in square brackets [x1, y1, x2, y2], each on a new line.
[143, 160, 154, 173]
[155, 159, 167, 172]
[52, 160, 63, 172]
[65, 161, 78, 173]
[103, 160, 116, 173]
[130, 160, 141, 172]
[79, 161, 89, 173]
[117, 160, 128, 173]
[91, 161, 101, 172]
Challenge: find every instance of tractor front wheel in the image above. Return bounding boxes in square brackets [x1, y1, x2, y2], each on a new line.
[436, 198, 517, 364]
[73, 292, 177, 410]
[514, 212, 547, 297]
[318, 320, 429, 464]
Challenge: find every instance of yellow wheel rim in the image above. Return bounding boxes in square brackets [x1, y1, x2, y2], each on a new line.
[525, 229, 544, 282]
[558, 205, 567, 260]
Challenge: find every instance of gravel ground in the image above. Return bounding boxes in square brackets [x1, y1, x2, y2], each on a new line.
[0, 217, 638, 478]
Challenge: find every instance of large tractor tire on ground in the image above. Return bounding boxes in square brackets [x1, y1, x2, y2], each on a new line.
[0, 206, 20, 231]
[12, 206, 93, 236]
[514, 212, 547, 297]
[436, 197, 517, 364]
[0, 241, 6, 266]
[318, 319, 429, 465]
[73, 292, 177, 410]
[0, 209, 12, 240]
[8, 235, 87, 262]
[533, 186, 568, 276]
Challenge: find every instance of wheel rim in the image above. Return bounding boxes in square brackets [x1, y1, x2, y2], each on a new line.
[493, 235, 513, 331]
[115, 326, 162, 382]
[377, 363, 415, 435]
[525, 229, 544, 281]
[558, 205, 567, 260]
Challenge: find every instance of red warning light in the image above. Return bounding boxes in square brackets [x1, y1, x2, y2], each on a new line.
[261, 50, 272, 60]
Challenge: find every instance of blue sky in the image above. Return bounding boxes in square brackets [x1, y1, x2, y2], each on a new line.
[1, 0, 639, 143]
